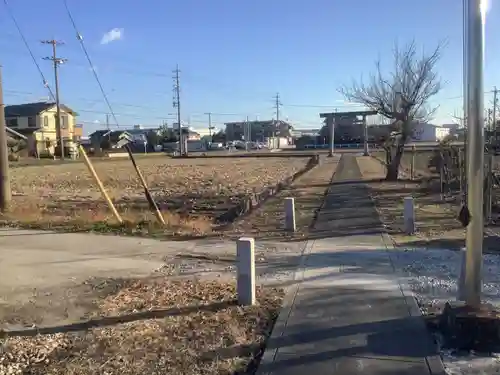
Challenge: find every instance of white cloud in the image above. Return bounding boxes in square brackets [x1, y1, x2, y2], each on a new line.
[100, 28, 124, 45]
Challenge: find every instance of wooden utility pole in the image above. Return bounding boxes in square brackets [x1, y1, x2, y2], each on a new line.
[42, 39, 67, 160]
[0, 66, 11, 212]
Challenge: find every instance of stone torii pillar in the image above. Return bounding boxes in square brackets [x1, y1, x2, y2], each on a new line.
[325, 115, 335, 157]
[363, 115, 369, 156]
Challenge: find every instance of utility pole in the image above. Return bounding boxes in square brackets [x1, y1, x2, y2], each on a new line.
[245, 116, 250, 151]
[274, 93, 281, 149]
[205, 112, 214, 138]
[464, 0, 485, 307]
[42, 39, 66, 160]
[172, 65, 184, 156]
[0, 66, 11, 212]
[105, 113, 111, 145]
[486, 87, 498, 223]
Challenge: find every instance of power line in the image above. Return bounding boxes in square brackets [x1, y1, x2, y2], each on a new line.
[62, 0, 120, 135]
[2, 0, 56, 101]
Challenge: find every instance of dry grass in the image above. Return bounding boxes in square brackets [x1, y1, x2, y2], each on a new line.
[4, 157, 310, 237]
[357, 156, 465, 247]
[224, 156, 338, 240]
[0, 278, 284, 375]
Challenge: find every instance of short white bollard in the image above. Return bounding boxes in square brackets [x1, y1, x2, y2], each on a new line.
[284, 197, 296, 232]
[457, 247, 466, 301]
[403, 197, 415, 235]
[236, 237, 256, 306]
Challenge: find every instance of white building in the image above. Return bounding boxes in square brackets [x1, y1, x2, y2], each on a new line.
[410, 122, 450, 142]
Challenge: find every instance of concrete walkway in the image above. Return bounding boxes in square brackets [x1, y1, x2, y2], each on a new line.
[0, 228, 306, 303]
[257, 155, 445, 375]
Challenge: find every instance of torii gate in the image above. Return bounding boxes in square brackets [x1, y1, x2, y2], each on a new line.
[320, 110, 378, 157]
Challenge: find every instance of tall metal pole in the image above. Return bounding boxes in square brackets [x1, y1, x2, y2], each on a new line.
[275, 93, 281, 149]
[245, 115, 250, 151]
[462, 0, 469, 205]
[0, 66, 11, 212]
[173, 65, 183, 156]
[42, 40, 66, 160]
[247, 116, 251, 143]
[207, 112, 212, 138]
[106, 113, 111, 145]
[464, 0, 485, 307]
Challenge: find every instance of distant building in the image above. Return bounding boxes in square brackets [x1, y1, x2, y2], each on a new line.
[225, 120, 292, 141]
[291, 128, 321, 137]
[410, 122, 449, 142]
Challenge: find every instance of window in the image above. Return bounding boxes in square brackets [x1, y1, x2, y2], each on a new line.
[43, 116, 49, 127]
[28, 116, 37, 127]
[7, 118, 18, 127]
[61, 115, 68, 129]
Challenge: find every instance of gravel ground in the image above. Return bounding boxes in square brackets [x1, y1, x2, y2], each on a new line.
[392, 247, 500, 375]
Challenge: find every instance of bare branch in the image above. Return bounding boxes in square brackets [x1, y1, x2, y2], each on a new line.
[338, 40, 444, 142]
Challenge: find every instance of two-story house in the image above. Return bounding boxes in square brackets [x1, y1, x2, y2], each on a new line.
[4, 102, 80, 156]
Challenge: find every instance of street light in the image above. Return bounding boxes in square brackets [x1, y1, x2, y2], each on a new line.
[464, 0, 489, 307]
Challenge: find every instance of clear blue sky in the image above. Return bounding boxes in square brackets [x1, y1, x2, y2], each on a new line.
[1, 0, 499, 135]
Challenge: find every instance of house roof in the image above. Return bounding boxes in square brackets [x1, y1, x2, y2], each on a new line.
[5, 102, 77, 117]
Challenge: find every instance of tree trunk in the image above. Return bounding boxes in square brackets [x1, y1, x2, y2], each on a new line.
[384, 146, 392, 165]
[386, 144, 404, 181]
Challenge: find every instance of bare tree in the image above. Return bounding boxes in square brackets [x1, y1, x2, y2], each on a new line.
[340, 40, 443, 180]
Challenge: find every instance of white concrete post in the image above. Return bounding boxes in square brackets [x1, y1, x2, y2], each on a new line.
[284, 197, 296, 232]
[236, 237, 256, 306]
[403, 197, 415, 235]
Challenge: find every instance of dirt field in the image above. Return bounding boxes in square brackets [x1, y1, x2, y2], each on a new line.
[357, 156, 500, 252]
[0, 277, 283, 375]
[223, 156, 339, 241]
[4, 156, 310, 238]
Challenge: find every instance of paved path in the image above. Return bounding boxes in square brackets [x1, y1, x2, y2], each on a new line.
[257, 154, 445, 375]
[0, 228, 305, 301]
